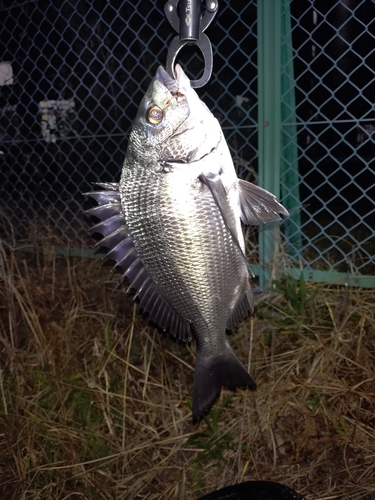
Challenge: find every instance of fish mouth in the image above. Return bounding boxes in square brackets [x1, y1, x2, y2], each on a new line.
[156, 64, 187, 95]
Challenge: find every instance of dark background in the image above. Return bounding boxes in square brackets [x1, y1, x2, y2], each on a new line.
[0, 0, 374, 273]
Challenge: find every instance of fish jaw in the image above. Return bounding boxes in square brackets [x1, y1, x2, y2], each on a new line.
[155, 65, 190, 96]
[156, 64, 198, 101]
[152, 65, 221, 164]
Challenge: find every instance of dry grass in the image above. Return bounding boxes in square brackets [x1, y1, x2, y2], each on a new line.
[1, 236, 375, 500]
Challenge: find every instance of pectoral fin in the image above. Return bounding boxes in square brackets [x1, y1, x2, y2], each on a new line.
[238, 179, 289, 225]
[198, 172, 245, 256]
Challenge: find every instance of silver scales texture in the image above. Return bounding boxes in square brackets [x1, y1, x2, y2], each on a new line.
[120, 148, 248, 358]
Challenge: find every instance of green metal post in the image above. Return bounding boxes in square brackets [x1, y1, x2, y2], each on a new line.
[280, 0, 302, 257]
[257, 0, 282, 287]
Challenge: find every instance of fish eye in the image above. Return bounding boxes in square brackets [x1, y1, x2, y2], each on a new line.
[147, 106, 163, 125]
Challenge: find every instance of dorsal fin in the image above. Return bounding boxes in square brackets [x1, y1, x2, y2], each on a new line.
[84, 183, 192, 342]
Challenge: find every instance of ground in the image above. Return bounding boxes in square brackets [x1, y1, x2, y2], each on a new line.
[1, 239, 375, 499]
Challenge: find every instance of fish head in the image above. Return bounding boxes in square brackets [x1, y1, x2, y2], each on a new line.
[129, 64, 220, 165]
[128, 65, 189, 157]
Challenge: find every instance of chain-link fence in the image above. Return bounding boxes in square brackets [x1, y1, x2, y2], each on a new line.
[280, 0, 375, 284]
[0, 0, 374, 285]
[0, 0, 258, 246]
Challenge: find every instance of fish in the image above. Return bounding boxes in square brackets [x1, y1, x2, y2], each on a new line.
[85, 64, 288, 423]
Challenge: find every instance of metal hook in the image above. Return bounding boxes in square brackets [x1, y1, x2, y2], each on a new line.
[164, 0, 218, 88]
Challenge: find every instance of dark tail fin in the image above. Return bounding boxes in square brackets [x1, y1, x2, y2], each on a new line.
[192, 344, 257, 423]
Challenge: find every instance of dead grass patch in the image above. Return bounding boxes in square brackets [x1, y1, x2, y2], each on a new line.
[1, 237, 375, 499]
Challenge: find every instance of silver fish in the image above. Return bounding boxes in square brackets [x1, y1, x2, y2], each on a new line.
[86, 65, 288, 422]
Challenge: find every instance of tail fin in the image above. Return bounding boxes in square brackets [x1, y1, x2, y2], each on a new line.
[192, 345, 257, 423]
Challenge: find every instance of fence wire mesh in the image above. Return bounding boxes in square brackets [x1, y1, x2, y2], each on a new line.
[0, 0, 374, 282]
[282, 0, 375, 278]
[0, 0, 258, 248]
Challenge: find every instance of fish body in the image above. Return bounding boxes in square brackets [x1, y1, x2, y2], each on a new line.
[86, 65, 288, 422]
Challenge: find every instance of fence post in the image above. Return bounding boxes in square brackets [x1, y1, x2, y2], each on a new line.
[257, 0, 282, 287]
[280, 0, 302, 259]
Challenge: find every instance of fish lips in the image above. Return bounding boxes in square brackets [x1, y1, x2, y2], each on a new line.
[156, 64, 190, 96]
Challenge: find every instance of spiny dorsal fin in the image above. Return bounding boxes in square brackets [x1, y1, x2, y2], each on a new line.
[84, 183, 192, 342]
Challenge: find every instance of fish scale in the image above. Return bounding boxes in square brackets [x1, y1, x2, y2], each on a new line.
[85, 64, 288, 421]
[121, 166, 234, 341]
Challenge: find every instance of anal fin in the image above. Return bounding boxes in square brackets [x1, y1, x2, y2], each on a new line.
[226, 285, 254, 331]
